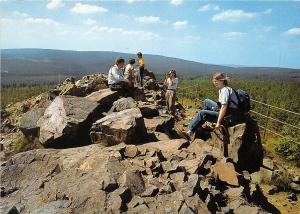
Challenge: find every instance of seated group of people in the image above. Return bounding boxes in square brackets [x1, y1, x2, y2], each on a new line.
[107, 52, 145, 96]
[107, 53, 241, 141]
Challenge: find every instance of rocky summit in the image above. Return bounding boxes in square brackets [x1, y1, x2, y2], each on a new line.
[0, 71, 288, 214]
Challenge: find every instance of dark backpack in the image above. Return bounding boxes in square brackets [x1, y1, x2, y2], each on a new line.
[231, 89, 251, 113]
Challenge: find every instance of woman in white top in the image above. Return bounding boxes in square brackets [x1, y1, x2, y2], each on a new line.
[179, 72, 239, 141]
[164, 69, 178, 115]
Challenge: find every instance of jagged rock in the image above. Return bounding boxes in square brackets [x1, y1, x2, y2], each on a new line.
[119, 169, 146, 195]
[143, 69, 156, 80]
[90, 108, 147, 146]
[108, 97, 137, 113]
[19, 103, 50, 136]
[141, 185, 159, 197]
[289, 182, 300, 193]
[212, 160, 239, 186]
[138, 139, 189, 155]
[153, 132, 170, 141]
[144, 115, 175, 133]
[144, 78, 158, 90]
[85, 88, 119, 111]
[133, 87, 146, 101]
[235, 205, 260, 214]
[124, 145, 139, 158]
[250, 167, 273, 184]
[138, 103, 159, 118]
[208, 121, 263, 173]
[37, 96, 100, 147]
[75, 74, 107, 95]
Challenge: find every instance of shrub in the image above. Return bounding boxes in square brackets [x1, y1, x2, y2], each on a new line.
[275, 137, 300, 166]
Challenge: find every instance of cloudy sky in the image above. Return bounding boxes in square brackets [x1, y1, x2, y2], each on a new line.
[1, 0, 300, 68]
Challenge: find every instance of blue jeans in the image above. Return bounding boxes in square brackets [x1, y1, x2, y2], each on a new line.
[187, 99, 219, 132]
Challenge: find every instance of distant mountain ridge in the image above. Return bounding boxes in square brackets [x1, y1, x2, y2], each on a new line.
[1, 48, 299, 84]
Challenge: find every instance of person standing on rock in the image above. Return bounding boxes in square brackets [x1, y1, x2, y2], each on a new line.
[124, 58, 136, 88]
[164, 69, 178, 115]
[178, 72, 239, 141]
[108, 57, 131, 96]
[137, 52, 145, 87]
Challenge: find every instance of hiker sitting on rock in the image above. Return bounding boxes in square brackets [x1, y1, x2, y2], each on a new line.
[108, 57, 131, 96]
[164, 69, 178, 115]
[179, 72, 240, 141]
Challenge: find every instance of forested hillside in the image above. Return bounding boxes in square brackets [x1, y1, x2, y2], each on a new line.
[2, 49, 300, 85]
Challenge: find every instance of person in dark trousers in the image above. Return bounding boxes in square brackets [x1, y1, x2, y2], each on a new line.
[137, 52, 145, 87]
[178, 72, 240, 141]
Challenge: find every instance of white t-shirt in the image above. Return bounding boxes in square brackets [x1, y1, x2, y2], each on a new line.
[124, 64, 134, 80]
[218, 86, 239, 109]
[168, 77, 178, 90]
[108, 65, 126, 85]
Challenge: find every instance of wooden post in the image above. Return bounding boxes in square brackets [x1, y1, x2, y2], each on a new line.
[263, 106, 271, 143]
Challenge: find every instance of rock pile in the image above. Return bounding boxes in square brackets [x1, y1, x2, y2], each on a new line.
[0, 71, 288, 213]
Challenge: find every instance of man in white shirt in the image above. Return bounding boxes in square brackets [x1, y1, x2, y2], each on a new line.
[108, 58, 131, 96]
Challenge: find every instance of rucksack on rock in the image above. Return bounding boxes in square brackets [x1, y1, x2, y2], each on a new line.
[233, 89, 251, 113]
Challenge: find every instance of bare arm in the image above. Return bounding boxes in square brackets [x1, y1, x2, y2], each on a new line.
[216, 104, 227, 128]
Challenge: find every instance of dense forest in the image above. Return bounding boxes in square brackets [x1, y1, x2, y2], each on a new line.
[176, 76, 300, 165]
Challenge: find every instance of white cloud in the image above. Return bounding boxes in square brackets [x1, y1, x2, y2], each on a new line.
[84, 18, 97, 25]
[12, 11, 29, 17]
[134, 16, 164, 24]
[70, 3, 108, 14]
[47, 0, 65, 10]
[223, 31, 246, 39]
[170, 0, 183, 6]
[212, 8, 272, 22]
[262, 8, 272, 14]
[263, 26, 274, 32]
[173, 20, 187, 29]
[212, 10, 256, 22]
[23, 17, 62, 27]
[178, 35, 201, 44]
[285, 28, 300, 35]
[198, 4, 220, 12]
[86, 25, 160, 40]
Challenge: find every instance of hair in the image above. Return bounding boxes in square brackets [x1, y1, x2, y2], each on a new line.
[213, 72, 230, 85]
[115, 57, 125, 65]
[128, 58, 135, 64]
[137, 52, 142, 57]
[168, 69, 177, 78]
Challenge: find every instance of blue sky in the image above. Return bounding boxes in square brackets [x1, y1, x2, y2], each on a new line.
[1, 0, 300, 68]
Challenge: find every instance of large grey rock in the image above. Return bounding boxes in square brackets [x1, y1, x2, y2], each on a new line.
[90, 108, 147, 146]
[207, 120, 263, 173]
[85, 88, 119, 111]
[108, 97, 137, 113]
[19, 99, 51, 136]
[37, 96, 100, 147]
[144, 115, 175, 133]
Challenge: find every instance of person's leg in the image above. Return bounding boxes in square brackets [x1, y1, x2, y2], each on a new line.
[140, 67, 144, 86]
[203, 98, 218, 110]
[165, 90, 171, 112]
[171, 91, 176, 114]
[187, 110, 219, 132]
